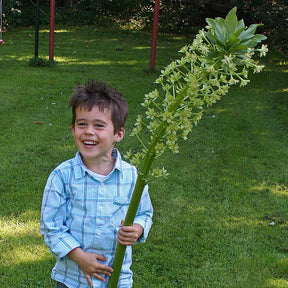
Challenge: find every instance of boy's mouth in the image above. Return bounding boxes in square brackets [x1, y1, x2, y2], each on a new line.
[83, 140, 98, 146]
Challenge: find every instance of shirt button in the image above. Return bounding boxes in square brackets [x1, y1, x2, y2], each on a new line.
[99, 206, 103, 211]
[97, 232, 101, 236]
[101, 182, 104, 187]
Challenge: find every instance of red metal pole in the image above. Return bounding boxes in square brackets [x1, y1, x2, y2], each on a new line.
[49, 0, 55, 61]
[150, 0, 160, 71]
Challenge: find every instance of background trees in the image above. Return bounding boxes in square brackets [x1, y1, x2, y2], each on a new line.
[2, 0, 287, 51]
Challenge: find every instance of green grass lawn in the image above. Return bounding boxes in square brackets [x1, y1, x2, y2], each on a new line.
[0, 26, 287, 288]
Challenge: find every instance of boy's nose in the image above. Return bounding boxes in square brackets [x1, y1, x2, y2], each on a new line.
[85, 125, 94, 134]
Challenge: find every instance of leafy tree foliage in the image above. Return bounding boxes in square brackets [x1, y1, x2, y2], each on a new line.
[1, 0, 287, 50]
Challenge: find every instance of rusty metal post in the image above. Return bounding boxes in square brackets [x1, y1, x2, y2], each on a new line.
[150, 0, 160, 71]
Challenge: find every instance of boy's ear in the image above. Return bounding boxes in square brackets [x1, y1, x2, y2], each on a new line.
[71, 124, 75, 134]
[115, 127, 125, 143]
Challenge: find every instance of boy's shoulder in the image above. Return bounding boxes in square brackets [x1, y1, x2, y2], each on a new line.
[50, 153, 81, 178]
[54, 155, 78, 170]
[120, 160, 138, 177]
[114, 149, 137, 172]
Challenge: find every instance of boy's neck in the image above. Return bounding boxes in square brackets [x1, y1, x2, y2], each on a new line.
[81, 154, 116, 176]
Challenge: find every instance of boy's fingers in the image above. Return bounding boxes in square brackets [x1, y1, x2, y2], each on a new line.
[85, 270, 111, 285]
[95, 253, 107, 262]
[119, 226, 134, 234]
[92, 272, 106, 282]
[97, 263, 113, 273]
[119, 227, 138, 237]
[118, 238, 134, 246]
[84, 274, 93, 287]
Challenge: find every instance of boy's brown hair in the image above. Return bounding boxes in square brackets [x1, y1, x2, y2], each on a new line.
[69, 80, 128, 133]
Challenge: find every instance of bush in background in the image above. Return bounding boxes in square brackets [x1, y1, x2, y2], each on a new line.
[2, 0, 287, 51]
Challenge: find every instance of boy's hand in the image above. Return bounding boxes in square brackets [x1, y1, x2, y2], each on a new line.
[117, 221, 143, 246]
[68, 247, 113, 287]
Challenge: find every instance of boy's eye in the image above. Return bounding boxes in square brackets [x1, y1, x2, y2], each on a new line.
[77, 122, 87, 127]
[95, 123, 105, 128]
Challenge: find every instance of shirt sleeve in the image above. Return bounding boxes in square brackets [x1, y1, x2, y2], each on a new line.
[133, 184, 153, 243]
[40, 170, 80, 259]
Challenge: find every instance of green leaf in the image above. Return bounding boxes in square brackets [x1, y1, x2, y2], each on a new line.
[227, 34, 241, 50]
[241, 34, 267, 48]
[206, 18, 227, 46]
[235, 19, 245, 31]
[206, 17, 215, 28]
[214, 21, 228, 45]
[205, 31, 217, 44]
[224, 7, 238, 35]
[233, 27, 245, 38]
[239, 24, 260, 42]
[254, 34, 267, 41]
[232, 44, 249, 52]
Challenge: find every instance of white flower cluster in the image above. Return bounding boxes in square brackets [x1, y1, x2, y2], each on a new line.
[125, 15, 267, 181]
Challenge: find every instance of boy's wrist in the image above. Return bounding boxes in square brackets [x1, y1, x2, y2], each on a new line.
[68, 247, 84, 264]
[134, 224, 144, 238]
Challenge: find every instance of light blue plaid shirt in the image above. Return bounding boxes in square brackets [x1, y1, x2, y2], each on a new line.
[40, 149, 153, 288]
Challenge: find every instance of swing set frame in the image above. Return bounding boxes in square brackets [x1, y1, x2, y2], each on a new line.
[0, 0, 3, 44]
[47, 0, 159, 66]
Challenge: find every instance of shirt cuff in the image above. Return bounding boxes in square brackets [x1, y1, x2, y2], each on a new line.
[134, 218, 153, 243]
[51, 235, 81, 259]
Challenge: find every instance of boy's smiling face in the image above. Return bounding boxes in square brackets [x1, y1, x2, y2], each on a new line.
[72, 105, 124, 173]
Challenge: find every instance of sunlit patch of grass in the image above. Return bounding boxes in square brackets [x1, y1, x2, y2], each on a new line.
[271, 184, 288, 196]
[265, 279, 288, 287]
[54, 29, 72, 33]
[0, 210, 40, 237]
[0, 211, 48, 267]
[3, 243, 48, 265]
[132, 46, 151, 50]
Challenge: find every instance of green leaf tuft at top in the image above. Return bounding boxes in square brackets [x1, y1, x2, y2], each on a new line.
[205, 7, 266, 54]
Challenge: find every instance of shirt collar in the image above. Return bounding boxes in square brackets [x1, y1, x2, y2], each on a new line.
[74, 148, 123, 180]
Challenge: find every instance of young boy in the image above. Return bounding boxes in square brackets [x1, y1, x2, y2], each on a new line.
[40, 80, 153, 288]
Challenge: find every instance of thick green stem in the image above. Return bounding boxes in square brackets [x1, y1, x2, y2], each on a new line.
[107, 174, 146, 288]
[107, 151, 156, 287]
[107, 87, 188, 288]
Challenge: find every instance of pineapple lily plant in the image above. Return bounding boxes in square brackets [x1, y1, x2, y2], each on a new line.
[108, 7, 268, 287]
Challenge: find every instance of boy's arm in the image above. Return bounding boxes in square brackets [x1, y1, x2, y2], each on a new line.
[40, 171, 80, 259]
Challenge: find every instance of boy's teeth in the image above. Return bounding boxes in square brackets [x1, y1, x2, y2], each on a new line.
[84, 141, 96, 145]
